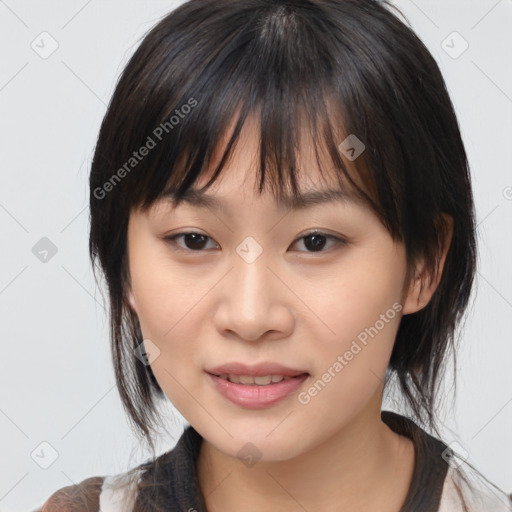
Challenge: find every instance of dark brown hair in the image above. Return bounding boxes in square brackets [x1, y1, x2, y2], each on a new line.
[88, 0, 477, 502]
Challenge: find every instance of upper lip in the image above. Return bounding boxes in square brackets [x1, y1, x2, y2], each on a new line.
[206, 362, 309, 377]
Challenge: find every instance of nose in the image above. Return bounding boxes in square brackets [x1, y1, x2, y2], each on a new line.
[212, 249, 295, 342]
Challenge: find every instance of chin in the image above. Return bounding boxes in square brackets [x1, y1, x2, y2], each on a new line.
[208, 424, 306, 463]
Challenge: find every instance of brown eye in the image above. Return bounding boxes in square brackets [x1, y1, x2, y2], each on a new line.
[164, 232, 218, 252]
[291, 231, 347, 253]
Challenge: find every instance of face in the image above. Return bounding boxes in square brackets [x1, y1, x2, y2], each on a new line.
[126, 116, 424, 462]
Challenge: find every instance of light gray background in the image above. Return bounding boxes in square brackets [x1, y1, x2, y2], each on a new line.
[1, 1, 511, 510]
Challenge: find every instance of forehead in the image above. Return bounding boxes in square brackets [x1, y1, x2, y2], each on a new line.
[159, 185, 364, 213]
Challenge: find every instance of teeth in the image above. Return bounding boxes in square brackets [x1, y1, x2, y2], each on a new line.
[254, 375, 272, 385]
[239, 375, 254, 385]
[218, 374, 294, 385]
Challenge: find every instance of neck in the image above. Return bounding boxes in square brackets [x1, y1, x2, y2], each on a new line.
[197, 395, 415, 512]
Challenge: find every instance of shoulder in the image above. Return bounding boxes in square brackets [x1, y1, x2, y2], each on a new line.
[35, 467, 145, 512]
[35, 476, 104, 512]
[438, 464, 512, 512]
[35, 426, 202, 512]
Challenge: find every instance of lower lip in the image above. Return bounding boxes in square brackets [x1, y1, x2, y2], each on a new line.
[207, 373, 309, 409]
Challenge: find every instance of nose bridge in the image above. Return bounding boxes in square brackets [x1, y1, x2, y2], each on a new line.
[232, 236, 275, 317]
[214, 235, 293, 341]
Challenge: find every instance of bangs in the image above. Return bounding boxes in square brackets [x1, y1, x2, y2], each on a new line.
[149, 96, 374, 216]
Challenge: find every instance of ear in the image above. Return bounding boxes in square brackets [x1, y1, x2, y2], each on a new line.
[127, 287, 138, 315]
[402, 215, 453, 315]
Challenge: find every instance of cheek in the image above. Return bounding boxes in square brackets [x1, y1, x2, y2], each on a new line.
[135, 282, 208, 412]
[301, 247, 405, 342]
[295, 263, 404, 432]
[129, 239, 203, 337]
[128, 248, 217, 386]
[298, 246, 405, 395]
[133, 273, 206, 368]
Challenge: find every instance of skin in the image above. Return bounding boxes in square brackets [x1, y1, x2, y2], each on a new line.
[126, 115, 452, 511]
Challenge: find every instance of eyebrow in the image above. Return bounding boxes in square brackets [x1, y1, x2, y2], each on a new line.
[161, 187, 361, 211]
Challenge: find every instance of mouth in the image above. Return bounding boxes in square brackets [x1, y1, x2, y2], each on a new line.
[205, 361, 310, 408]
[205, 361, 310, 385]
[208, 373, 309, 385]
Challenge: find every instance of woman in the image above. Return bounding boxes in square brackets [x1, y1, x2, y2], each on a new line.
[38, 0, 512, 510]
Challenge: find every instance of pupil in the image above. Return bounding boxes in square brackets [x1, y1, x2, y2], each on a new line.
[185, 233, 207, 250]
[305, 234, 326, 251]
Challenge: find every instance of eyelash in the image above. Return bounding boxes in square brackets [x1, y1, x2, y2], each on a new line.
[163, 230, 347, 254]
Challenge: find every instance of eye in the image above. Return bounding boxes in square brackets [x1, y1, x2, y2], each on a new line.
[290, 230, 347, 253]
[163, 230, 347, 254]
[164, 231, 219, 252]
